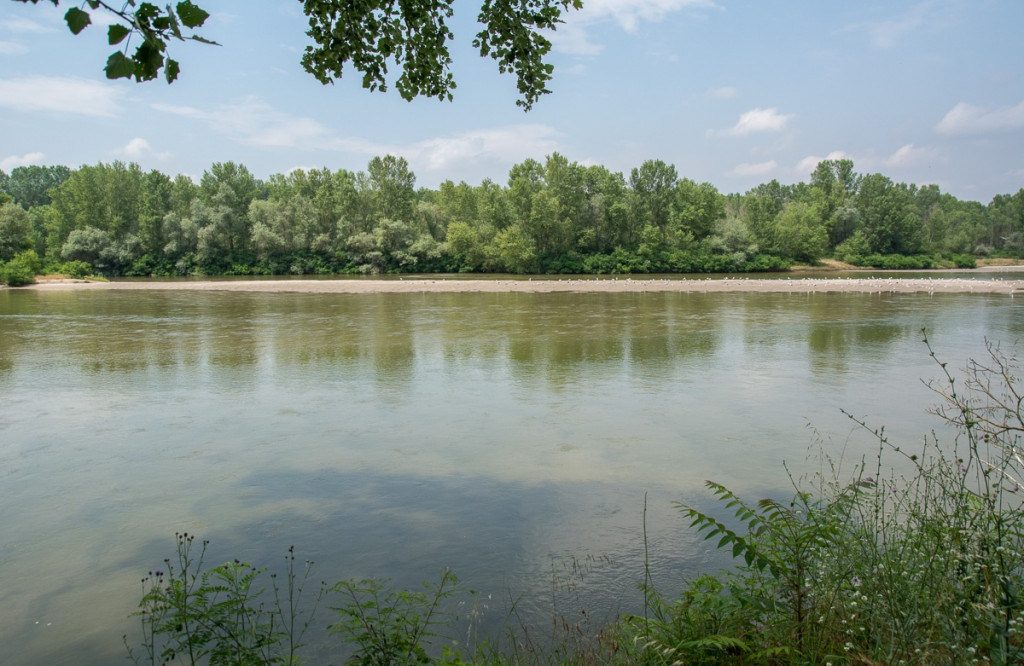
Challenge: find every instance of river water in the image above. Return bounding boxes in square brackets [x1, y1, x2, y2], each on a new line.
[1, 286, 1021, 664]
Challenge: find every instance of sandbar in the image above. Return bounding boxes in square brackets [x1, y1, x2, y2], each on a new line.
[15, 275, 1024, 295]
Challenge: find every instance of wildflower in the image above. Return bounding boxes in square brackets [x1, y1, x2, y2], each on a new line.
[851, 576, 862, 588]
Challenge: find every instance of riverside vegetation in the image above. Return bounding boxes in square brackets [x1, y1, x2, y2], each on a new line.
[124, 333, 1024, 665]
[3, 156, 1023, 285]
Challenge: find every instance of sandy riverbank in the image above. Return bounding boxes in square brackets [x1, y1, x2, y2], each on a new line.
[14, 275, 1024, 295]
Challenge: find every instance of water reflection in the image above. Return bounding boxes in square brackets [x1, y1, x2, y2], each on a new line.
[0, 288, 1021, 665]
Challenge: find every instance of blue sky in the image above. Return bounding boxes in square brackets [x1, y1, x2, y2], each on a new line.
[1, 0, 1022, 203]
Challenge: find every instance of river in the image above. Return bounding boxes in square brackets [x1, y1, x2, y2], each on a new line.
[1, 286, 1021, 664]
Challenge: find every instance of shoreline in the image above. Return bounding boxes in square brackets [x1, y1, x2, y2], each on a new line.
[13, 275, 1024, 295]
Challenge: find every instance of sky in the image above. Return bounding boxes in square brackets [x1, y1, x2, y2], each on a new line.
[1, 0, 1022, 203]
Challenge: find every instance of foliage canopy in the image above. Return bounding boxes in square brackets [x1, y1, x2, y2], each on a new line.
[15, 0, 582, 109]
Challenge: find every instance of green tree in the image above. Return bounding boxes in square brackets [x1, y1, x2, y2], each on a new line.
[367, 155, 416, 224]
[856, 173, 922, 255]
[675, 178, 724, 243]
[489, 222, 536, 273]
[809, 158, 861, 247]
[195, 185, 251, 263]
[987, 189, 1024, 253]
[61, 226, 115, 270]
[46, 162, 146, 264]
[0, 202, 34, 261]
[138, 169, 174, 257]
[161, 207, 199, 264]
[507, 158, 545, 222]
[630, 159, 679, 245]
[475, 178, 513, 231]
[22, 0, 581, 109]
[444, 220, 486, 271]
[578, 165, 629, 253]
[742, 180, 792, 252]
[199, 162, 260, 216]
[773, 200, 828, 263]
[3, 164, 71, 209]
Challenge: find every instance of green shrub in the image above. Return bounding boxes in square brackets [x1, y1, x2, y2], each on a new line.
[330, 571, 460, 666]
[632, 333, 1024, 665]
[59, 260, 93, 279]
[953, 253, 977, 268]
[126, 534, 324, 666]
[1, 250, 40, 286]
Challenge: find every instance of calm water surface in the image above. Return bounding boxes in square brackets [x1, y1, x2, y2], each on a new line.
[1, 288, 1022, 664]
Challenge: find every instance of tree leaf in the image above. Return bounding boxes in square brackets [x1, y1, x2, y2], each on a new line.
[108, 24, 131, 45]
[164, 58, 180, 84]
[175, 1, 210, 29]
[105, 51, 136, 80]
[64, 7, 91, 35]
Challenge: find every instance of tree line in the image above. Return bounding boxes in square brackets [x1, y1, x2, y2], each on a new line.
[1, 156, 1022, 280]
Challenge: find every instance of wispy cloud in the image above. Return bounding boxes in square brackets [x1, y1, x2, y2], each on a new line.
[548, 22, 603, 56]
[0, 152, 45, 172]
[935, 100, 1024, 136]
[795, 150, 851, 175]
[884, 143, 941, 168]
[0, 76, 122, 117]
[0, 40, 28, 54]
[842, 1, 938, 49]
[407, 125, 562, 176]
[153, 97, 384, 154]
[577, 0, 718, 32]
[154, 96, 562, 180]
[869, 2, 931, 48]
[715, 107, 794, 137]
[729, 160, 777, 177]
[0, 17, 56, 34]
[552, 0, 718, 55]
[705, 86, 737, 101]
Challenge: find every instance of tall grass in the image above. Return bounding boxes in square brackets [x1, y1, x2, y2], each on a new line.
[632, 332, 1024, 665]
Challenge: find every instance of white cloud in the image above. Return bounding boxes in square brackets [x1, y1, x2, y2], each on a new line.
[0, 152, 45, 172]
[705, 86, 737, 100]
[120, 138, 151, 159]
[795, 150, 850, 175]
[112, 137, 172, 162]
[935, 100, 1024, 136]
[718, 107, 793, 137]
[729, 160, 777, 177]
[0, 76, 122, 117]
